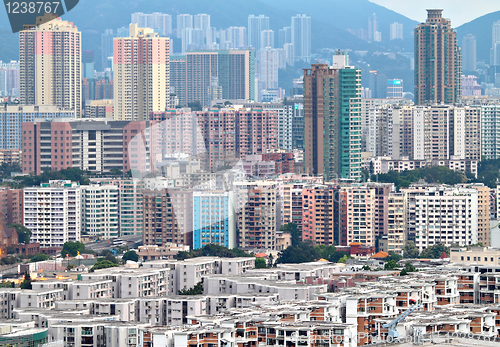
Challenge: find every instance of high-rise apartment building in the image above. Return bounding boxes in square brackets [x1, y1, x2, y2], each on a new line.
[22, 118, 158, 175]
[462, 34, 477, 72]
[142, 189, 191, 246]
[0, 188, 23, 228]
[387, 192, 406, 254]
[490, 20, 500, 66]
[177, 14, 193, 39]
[113, 24, 170, 121]
[24, 180, 81, 248]
[258, 48, 280, 91]
[196, 110, 236, 172]
[414, 9, 461, 105]
[401, 185, 478, 252]
[1, 105, 74, 150]
[302, 186, 344, 246]
[236, 108, 278, 156]
[170, 56, 187, 107]
[81, 185, 119, 240]
[193, 191, 235, 249]
[389, 22, 403, 40]
[248, 15, 269, 49]
[387, 79, 403, 98]
[279, 27, 292, 48]
[260, 30, 275, 49]
[90, 178, 145, 237]
[101, 29, 115, 71]
[291, 14, 311, 62]
[304, 58, 362, 180]
[0, 60, 19, 97]
[341, 186, 375, 246]
[481, 104, 500, 160]
[458, 184, 490, 247]
[234, 181, 277, 250]
[19, 18, 82, 117]
[225, 27, 247, 49]
[131, 12, 173, 36]
[185, 50, 255, 106]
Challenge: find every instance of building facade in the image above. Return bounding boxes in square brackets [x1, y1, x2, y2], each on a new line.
[23, 180, 81, 248]
[193, 191, 235, 249]
[304, 59, 361, 180]
[414, 9, 461, 105]
[19, 18, 81, 117]
[113, 24, 170, 121]
[22, 119, 158, 175]
[81, 185, 119, 240]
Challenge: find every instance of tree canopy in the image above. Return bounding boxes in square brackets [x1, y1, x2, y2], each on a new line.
[280, 223, 301, 245]
[9, 224, 31, 244]
[90, 260, 119, 272]
[471, 159, 500, 188]
[6, 168, 90, 189]
[403, 241, 420, 258]
[30, 253, 51, 263]
[176, 244, 252, 260]
[371, 166, 467, 190]
[178, 281, 203, 295]
[255, 257, 266, 269]
[20, 270, 32, 289]
[276, 242, 351, 264]
[61, 241, 86, 257]
[419, 243, 450, 259]
[122, 250, 139, 263]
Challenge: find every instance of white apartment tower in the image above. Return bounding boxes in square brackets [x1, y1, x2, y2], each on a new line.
[113, 24, 170, 121]
[19, 17, 81, 117]
[402, 185, 479, 252]
[291, 14, 311, 62]
[23, 180, 81, 248]
[341, 186, 376, 246]
[81, 185, 119, 240]
[389, 22, 403, 40]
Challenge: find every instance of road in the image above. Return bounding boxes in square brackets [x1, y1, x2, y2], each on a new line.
[85, 235, 142, 252]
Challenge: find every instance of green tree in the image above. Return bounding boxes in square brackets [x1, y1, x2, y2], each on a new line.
[9, 224, 31, 244]
[385, 252, 402, 263]
[178, 281, 203, 295]
[175, 244, 251, 260]
[372, 166, 467, 190]
[255, 257, 267, 269]
[403, 241, 420, 258]
[361, 265, 371, 271]
[30, 253, 51, 262]
[188, 101, 202, 111]
[337, 255, 348, 263]
[280, 223, 301, 245]
[400, 262, 417, 276]
[277, 242, 319, 264]
[90, 260, 119, 272]
[61, 241, 86, 257]
[384, 260, 399, 270]
[419, 243, 450, 259]
[315, 244, 337, 260]
[329, 251, 350, 263]
[100, 250, 118, 264]
[0, 281, 15, 288]
[109, 168, 123, 177]
[267, 254, 275, 268]
[122, 250, 139, 263]
[20, 270, 32, 289]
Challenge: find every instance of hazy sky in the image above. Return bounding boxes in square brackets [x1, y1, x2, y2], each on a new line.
[370, 0, 500, 26]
